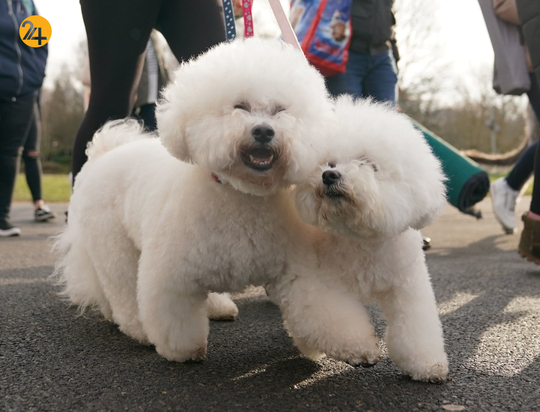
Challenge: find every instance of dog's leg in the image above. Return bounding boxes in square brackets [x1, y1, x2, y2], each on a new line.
[377, 255, 448, 383]
[206, 293, 239, 321]
[86, 232, 148, 344]
[275, 275, 380, 367]
[137, 255, 209, 362]
[55, 230, 112, 321]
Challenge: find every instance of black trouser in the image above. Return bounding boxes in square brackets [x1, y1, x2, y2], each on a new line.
[0, 94, 35, 226]
[531, 74, 540, 214]
[72, 0, 226, 182]
[22, 101, 42, 202]
[505, 74, 540, 193]
[132, 103, 157, 132]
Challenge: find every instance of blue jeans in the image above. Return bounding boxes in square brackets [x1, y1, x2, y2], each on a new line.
[326, 49, 398, 106]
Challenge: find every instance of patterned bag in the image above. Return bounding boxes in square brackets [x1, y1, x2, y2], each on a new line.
[290, 0, 352, 76]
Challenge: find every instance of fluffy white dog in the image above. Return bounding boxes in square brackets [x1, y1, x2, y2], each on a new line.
[54, 38, 333, 362]
[273, 97, 449, 383]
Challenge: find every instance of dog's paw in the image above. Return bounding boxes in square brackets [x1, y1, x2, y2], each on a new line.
[156, 343, 207, 363]
[99, 303, 113, 322]
[409, 361, 449, 384]
[119, 322, 150, 345]
[329, 340, 381, 368]
[206, 293, 239, 321]
[321, 333, 381, 368]
[293, 336, 325, 361]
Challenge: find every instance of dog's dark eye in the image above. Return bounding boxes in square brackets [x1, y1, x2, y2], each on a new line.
[359, 157, 378, 172]
[234, 103, 250, 112]
[328, 162, 336, 168]
[274, 106, 285, 115]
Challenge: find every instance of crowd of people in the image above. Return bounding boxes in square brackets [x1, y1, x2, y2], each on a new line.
[1, 0, 540, 265]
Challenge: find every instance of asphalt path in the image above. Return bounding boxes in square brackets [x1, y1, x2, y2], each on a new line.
[1, 199, 539, 411]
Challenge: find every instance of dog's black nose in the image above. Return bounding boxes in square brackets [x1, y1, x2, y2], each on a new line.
[322, 170, 341, 186]
[252, 125, 275, 143]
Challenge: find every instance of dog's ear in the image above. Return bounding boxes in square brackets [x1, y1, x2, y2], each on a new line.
[155, 72, 192, 163]
[408, 162, 448, 231]
[410, 194, 447, 230]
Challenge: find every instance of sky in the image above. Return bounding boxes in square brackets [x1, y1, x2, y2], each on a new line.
[34, 0, 495, 98]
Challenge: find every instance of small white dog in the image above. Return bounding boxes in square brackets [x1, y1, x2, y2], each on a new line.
[274, 97, 449, 382]
[54, 38, 333, 362]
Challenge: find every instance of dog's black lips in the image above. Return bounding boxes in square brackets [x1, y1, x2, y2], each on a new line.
[326, 190, 345, 199]
[324, 185, 347, 200]
[241, 146, 277, 172]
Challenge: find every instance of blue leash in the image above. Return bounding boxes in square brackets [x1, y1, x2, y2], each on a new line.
[222, 0, 237, 42]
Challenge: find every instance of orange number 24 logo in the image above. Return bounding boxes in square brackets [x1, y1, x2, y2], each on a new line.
[19, 16, 51, 48]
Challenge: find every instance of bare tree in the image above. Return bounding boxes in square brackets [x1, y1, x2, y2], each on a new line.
[394, 0, 454, 107]
[40, 64, 84, 163]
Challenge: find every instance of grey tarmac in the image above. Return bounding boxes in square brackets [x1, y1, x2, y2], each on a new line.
[1, 199, 539, 411]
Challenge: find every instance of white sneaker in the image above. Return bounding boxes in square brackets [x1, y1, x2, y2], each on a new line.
[491, 177, 519, 234]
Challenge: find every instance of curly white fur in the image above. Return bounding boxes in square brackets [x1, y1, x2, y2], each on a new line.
[53, 38, 333, 362]
[275, 97, 449, 383]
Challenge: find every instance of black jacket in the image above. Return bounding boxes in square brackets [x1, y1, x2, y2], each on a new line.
[349, 0, 397, 57]
[0, 0, 48, 101]
[517, 0, 540, 83]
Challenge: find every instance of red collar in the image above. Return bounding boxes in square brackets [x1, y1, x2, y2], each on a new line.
[211, 173, 222, 184]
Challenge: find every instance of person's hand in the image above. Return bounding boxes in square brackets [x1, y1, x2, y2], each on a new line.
[233, 0, 245, 17]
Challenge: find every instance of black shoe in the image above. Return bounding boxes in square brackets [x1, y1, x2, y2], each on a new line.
[35, 205, 57, 222]
[422, 237, 431, 251]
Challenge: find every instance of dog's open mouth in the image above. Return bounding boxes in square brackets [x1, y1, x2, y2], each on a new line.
[323, 185, 351, 202]
[325, 189, 345, 200]
[241, 146, 277, 172]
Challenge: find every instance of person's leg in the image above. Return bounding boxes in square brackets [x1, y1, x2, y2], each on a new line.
[521, 73, 540, 217]
[132, 103, 157, 131]
[325, 73, 349, 98]
[529, 142, 540, 217]
[22, 101, 42, 204]
[362, 50, 398, 106]
[71, 0, 163, 182]
[325, 51, 369, 99]
[492, 145, 533, 234]
[527, 73, 540, 124]
[519, 138, 540, 262]
[519, 73, 540, 259]
[0, 95, 35, 234]
[494, 74, 540, 234]
[506, 143, 537, 191]
[156, 0, 225, 64]
[22, 101, 57, 221]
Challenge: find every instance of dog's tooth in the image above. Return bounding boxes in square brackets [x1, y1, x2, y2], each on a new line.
[269, 155, 274, 162]
[249, 155, 254, 163]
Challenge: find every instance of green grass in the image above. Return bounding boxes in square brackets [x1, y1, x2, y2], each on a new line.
[14, 173, 71, 203]
[11, 171, 533, 204]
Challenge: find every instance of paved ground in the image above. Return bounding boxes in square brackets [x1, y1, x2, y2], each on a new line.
[1, 199, 540, 411]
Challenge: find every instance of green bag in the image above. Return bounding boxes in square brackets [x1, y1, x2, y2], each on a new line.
[413, 120, 490, 217]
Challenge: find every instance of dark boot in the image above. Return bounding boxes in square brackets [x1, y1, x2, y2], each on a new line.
[518, 213, 540, 265]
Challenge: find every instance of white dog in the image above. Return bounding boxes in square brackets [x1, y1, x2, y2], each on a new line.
[54, 38, 333, 362]
[273, 97, 449, 382]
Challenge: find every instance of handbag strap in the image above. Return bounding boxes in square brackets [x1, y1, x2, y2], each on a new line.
[268, 0, 302, 50]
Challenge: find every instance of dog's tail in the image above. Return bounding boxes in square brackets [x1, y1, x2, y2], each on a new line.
[86, 119, 153, 162]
